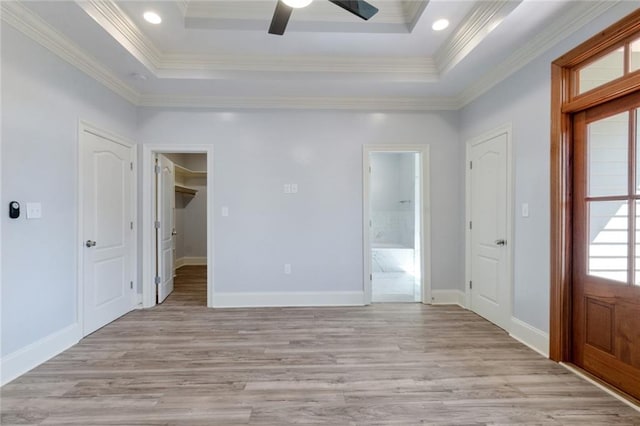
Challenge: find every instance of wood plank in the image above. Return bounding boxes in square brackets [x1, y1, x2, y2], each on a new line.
[1, 267, 639, 424]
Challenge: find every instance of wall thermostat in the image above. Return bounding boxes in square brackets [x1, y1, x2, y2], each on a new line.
[9, 201, 20, 219]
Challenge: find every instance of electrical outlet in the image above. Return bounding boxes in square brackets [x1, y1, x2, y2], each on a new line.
[291, 184, 298, 193]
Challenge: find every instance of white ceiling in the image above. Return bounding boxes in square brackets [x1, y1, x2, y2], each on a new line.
[1, 0, 624, 109]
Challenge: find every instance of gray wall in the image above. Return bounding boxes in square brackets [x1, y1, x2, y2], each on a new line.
[136, 110, 462, 294]
[1, 25, 137, 356]
[459, 3, 639, 332]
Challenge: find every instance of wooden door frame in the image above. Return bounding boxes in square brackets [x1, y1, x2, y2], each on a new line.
[142, 144, 214, 308]
[550, 10, 640, 362]
[77, 120, 138, 336]
[464, 123, 514, 331]
[362, 145, 432, 305]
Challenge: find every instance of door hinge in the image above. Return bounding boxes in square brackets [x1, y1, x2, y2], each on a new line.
[369, 166, 372, 173]
[369, 220, 372, 228]
[130, 162, 133, 171]
[130, 221, 134, 230]
[469, 221, 472, 230]
[154, 165, 161, 174]
[154, 221, 160, 229]
[155, 276, 161, 285]
[370, 274, 372, 281]
[469, 280, 473, 289]
[130, 281, 133, 289]
[469, 161, 473, 170]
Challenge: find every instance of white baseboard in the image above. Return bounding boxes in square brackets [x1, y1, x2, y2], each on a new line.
[509, 316, 549, 358]
[175, 256, 207, 268]
[213, 291, 365, 308]
[0, 323, 80, 386]
[430, 289, 465, 307]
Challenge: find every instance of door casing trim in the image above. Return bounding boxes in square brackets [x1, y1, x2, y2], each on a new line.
[362, 145, 432, 305]
[464, 123, 514, 331]
[142, 144, 214, 308]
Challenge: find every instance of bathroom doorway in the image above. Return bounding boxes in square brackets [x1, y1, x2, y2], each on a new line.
[363, 146, 431, 304]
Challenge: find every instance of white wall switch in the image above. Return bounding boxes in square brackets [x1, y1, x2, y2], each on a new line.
[522, 203, 529, 218]
[283, 184, 291, 194]
[26, 202, 42, 219]
[284, 264, 292, 274]
[291, 184, 298, 193]
[222, 206, 229, 217]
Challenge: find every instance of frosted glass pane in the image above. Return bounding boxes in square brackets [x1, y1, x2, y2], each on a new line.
[579, 49, 624, 94]
[588, 112, 629, 197]
[588, 201, 628, 283]
[631, 37, 640, 73]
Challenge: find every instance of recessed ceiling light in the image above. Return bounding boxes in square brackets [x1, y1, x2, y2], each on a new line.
[282, 0, 313, 8]
[143, 11, 162, 25]
[432, 19, 449, 31]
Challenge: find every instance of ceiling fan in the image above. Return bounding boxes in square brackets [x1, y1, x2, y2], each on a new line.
[269, 0, 379, 36]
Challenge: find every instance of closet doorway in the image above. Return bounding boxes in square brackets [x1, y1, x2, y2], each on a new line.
[142, 146, 214, 308]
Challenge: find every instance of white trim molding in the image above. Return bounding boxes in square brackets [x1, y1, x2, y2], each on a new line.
[0, 324, 81, 386]
[142, 144, 215, 309]
[2, 0, 619, 110]
[457, 1, 618, 107]
[430, 289, 465, 307]
[0, 1, 139, 104]
[509, 317, 550, 358]
[362, 145, 432, 305]
[213, 292, 364, 308]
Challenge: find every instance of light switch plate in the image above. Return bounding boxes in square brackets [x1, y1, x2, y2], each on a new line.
[291, 184, 298, 193]
[26, 202, 42, 219]
[284, 184, 291, 194]
[222, 206, 229, 217]
[522, 203, 529, 218]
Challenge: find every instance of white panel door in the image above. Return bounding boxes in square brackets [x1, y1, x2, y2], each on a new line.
[82, 130, 134, 336]
[470, 133, 509, 330]
[156, 154, 175, 303]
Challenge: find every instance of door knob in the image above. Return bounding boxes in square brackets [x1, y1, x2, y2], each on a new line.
[495, 239, 506, 246]
[85, 240, 97, 248]
[171, 230, 177, 236]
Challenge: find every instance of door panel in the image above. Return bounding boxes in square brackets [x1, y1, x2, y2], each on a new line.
[82, 130, 133, 336]
[156, 155, 175, 304]
[572, 94, 640, 401]
[470, 132, 509, 330]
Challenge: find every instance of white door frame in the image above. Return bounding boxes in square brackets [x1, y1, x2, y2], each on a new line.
[142, 144, 214, 308]
[77, 120, 138, 335]
[464, 124, 514, 323]
[363, 145, 431, 305]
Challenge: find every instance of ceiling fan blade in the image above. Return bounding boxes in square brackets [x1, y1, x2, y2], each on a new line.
[328, 0, 379, 20]
[268, 0, 293, 35]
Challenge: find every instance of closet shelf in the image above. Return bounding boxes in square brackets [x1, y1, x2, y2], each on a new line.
[175, 184, 197, 196]
[175, 164, 206, 179]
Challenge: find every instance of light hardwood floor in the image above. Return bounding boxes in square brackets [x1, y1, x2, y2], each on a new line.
[2, 266, 639, 425]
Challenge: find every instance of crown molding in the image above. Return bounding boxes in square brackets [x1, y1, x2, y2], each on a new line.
[0, 1, 139, 105]
[75, 0, 436, 79]
[434, 0, 522, 75]
[77, 0, 162, 73]
[158, 54, 438, 80]
[457, 1, 619, 108]
[138, 94, 460, 111]
[1, 0, 620, 112]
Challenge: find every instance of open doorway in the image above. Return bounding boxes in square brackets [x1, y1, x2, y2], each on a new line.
[156, 153, 208, 306]
[142, 145, 214, 308]
[363, 146, 431, 304]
